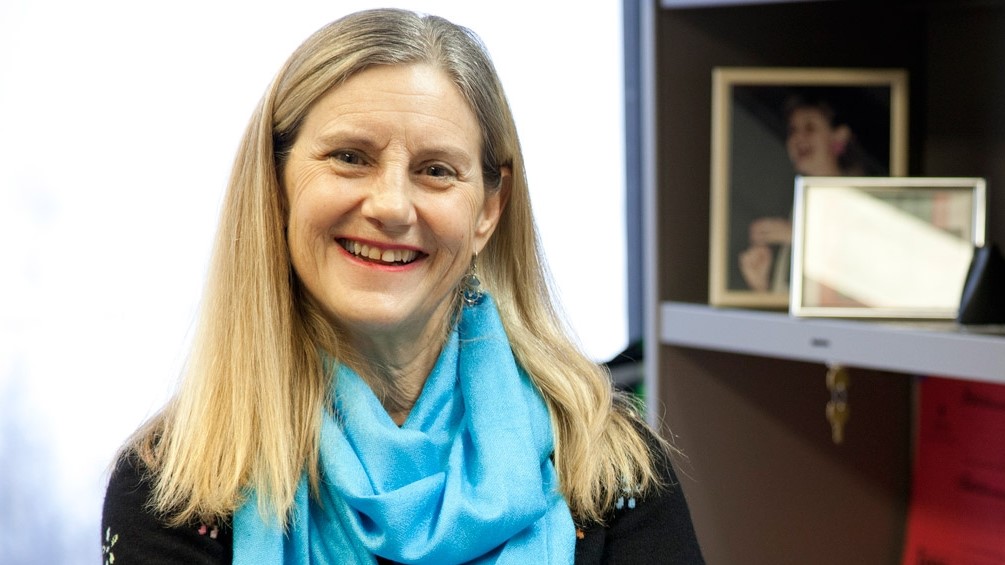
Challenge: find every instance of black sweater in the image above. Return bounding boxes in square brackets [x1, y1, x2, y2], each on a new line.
[101, 441, 704, 564]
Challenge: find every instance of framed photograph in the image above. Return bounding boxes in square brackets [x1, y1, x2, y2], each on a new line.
[790, 176, 986, 319]
[709, 67, 909, 308]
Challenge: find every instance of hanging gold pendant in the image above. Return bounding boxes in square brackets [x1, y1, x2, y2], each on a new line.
[825, 365, 850, 444]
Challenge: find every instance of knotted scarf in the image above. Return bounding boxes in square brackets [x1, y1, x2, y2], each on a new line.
[233, 294, 575, 564]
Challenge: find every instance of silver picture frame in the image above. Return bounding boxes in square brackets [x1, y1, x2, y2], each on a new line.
[790, 176, 987, 319]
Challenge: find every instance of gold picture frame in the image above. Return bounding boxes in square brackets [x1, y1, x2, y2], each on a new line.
[709, 67, 909, 308]
[790, 176, 986, 319]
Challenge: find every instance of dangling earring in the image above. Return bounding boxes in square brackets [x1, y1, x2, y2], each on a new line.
[459, 254, 484, 307]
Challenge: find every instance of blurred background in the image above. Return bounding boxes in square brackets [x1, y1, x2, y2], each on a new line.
[0, 1, 629, 562]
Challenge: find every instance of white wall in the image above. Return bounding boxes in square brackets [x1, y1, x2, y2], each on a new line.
[0, 2, 626, 562]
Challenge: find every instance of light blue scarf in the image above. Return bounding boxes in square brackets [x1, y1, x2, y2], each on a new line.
[233, 295, 575, 564]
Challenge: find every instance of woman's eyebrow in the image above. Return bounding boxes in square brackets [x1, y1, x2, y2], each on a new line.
[311, 127, 384, 151]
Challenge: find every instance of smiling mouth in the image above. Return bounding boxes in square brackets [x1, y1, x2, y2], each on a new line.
[339, 239, 423, 265]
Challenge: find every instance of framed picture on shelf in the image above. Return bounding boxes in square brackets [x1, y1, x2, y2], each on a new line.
[709, 67, 909, 308]
[790, 176, 986, 319]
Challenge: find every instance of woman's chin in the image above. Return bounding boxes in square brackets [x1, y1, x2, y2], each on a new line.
[331, 299, 454, 345]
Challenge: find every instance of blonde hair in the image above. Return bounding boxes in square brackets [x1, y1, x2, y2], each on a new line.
[129, 8, 663, 528]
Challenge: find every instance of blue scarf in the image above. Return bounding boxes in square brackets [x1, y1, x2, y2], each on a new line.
[233, 295, 575, 564]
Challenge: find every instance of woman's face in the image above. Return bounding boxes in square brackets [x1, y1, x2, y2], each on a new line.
[785, 107, 845, 176]
[283, 63, 504, 344]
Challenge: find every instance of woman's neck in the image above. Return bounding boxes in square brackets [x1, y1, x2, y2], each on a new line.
[345, 316, 452, 426]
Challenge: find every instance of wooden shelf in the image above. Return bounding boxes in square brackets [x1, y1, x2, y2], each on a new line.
[639, 1, 1005, 561]
[661, 301, 1005, 383]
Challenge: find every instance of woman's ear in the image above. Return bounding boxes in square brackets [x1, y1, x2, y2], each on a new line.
[473, 166, 511, 253]
[830, 125, 852, 156]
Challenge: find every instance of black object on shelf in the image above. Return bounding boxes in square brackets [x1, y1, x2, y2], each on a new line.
[958, 243, 1005, 325]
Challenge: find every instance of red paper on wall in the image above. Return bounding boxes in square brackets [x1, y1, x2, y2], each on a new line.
[902, 376, 1005, 565]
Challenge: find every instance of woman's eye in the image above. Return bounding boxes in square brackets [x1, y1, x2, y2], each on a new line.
[424, 164, 453, 178]
[331, 151, 363, 165]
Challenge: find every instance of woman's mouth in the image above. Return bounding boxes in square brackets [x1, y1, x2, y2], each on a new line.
[338, 238, 423, 265]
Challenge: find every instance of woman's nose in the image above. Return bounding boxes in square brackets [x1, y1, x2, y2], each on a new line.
[361, 167, 416, 229]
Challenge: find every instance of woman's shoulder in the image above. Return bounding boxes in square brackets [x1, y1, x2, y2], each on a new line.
[574, 425, 705, 564]
[102, 451, 233, 565]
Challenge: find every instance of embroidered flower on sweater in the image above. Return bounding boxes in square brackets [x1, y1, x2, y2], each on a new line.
[102, 527, 119, 564]
[198, 523, 220, 539]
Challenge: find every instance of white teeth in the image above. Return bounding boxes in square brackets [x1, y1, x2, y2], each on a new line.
[381, 249, 395, 262]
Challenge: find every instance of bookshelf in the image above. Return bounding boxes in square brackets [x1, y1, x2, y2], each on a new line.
[638, 0, 1005, 562]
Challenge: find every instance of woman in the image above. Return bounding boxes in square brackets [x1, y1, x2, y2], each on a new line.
[739, 94, 865, 293]
[101, 9, 703, 564]
[784, 94, 862, 179]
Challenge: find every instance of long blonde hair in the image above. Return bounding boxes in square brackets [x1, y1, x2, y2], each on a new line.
[130, 8, 662, 527]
